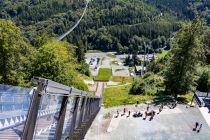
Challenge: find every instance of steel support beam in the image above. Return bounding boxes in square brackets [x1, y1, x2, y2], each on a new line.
[68, 97, 80, 139]
[77, 97, 86, 128]
[89, 98, 93, 116]
[82, 97, 89, 122]
[21, 79, 46, 140]
[54, 91, 70, 140]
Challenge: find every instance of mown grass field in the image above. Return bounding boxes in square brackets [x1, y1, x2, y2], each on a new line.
[94, 68, 112, 81]
[112, 76, 134, 83]
[103, 85, 156, 107]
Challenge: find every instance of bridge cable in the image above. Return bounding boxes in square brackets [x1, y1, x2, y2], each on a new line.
[56, 0, 90, 41]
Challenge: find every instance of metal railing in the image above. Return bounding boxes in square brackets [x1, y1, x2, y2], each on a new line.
[0, 77, 101, 140]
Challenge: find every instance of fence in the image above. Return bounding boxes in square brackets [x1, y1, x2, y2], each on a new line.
[0, 77, 101, 140]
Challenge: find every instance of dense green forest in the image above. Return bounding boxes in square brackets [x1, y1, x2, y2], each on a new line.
[1, 0, 209, 54]
[0, 0, 180, 54]
[147, 0, 210, 23]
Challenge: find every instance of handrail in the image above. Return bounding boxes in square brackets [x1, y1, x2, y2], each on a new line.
[32, 77, 100, 98]
[1, 77, 101, 140]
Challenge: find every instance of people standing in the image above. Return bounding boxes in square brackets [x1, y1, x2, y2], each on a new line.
[197, 124, 202, 133]
[193, 122, 199, 131]
[147, 104, 149, 111]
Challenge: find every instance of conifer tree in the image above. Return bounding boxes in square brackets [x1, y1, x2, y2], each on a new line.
[165, 17, 205, 99]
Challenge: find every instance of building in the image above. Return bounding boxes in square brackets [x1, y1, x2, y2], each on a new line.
[135, 66, 146, 76]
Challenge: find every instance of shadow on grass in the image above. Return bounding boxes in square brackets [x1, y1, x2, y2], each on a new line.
[152, 91, 189, 106]
[176, 97, 189, 104]
[151, 91, 174, 106]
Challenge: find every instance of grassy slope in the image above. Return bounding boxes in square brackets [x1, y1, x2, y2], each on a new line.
[156, 50, 169, 60]
[103, 84, 156, 107]
[112, 76, 133, 83]
[103, 84, 194, 107]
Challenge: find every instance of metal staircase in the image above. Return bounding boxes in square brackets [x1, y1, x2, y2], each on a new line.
[0, 77, 101, 140]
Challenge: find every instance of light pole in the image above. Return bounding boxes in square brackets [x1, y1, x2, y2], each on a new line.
[207, 86, 210, 98]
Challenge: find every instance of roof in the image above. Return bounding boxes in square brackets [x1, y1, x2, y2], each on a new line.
[135, 66, 146, 71]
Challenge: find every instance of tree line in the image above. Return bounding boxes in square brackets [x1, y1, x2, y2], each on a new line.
[0, 0, 179, 54]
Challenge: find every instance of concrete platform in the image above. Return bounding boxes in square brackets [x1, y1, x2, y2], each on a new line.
[85, 105, 210, 140]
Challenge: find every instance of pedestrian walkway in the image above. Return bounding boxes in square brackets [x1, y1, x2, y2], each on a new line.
[107, 107, 182, 133]
[85, 105, 210, 140]
[95, 82, 104, 97]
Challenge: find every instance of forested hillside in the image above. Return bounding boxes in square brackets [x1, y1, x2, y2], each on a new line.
[0, 0, 179, 53]
[147, 0, 210, 22]
[0, 0, 209, 53]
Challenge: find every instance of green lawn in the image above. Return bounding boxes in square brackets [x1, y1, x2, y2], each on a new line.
[103, 85, 156, 107]
[94, 68, 112, 81]
[86, 50, 102, 53]
[156, 50, 169, 60]
[107, 53, 116, 58]
[112, 76, 133, 83]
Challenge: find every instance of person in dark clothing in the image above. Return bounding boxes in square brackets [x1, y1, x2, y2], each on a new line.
[147, 105, 149, 111]
[121, 108, 126, 116]
[115, 110, 119, 118]
[159, 105, 163, 113]
[197, 124, 202, 133]
[161, 104, 164, 109]
[193, 122, 199, 131]
[137, 112, 142, 117]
